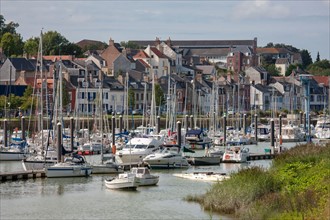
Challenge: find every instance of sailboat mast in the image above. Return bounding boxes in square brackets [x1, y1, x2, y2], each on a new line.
[39, 30, 45, 149]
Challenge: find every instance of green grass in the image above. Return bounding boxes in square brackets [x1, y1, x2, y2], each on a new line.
[186, 143, 330, 219]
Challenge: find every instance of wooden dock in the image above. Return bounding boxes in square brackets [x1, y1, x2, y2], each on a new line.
[0, 170, 46, 182]
[248, 153, 276, 160]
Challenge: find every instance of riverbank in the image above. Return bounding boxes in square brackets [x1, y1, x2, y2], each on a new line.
[186, 143, 330, 219]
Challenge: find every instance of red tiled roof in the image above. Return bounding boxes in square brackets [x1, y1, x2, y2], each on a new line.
[137, 59, 151, 68]
[312, 76, 330, 87]
[150, 47, 168, 58]
[256, 48, 279, 54]
[43, 55, 73, 62]
[133, 50, 149, 59]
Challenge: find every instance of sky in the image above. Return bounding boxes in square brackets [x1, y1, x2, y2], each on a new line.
[1, 0, 329, 60]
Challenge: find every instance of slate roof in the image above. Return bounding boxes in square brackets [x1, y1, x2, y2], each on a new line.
[9, 58, 35, 71]
[131, 39, 256, 48]
[185, 48, 229, 56]
[230, 46, 252, 54]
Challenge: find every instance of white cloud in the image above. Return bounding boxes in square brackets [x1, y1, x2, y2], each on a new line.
[232, 0, 290, 20]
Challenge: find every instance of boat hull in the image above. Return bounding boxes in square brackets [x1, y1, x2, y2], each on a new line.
[0, 151, 27, 161]
[22, 160, 56, 171]
[137, 176, 159, 186]
[91, 165, 123, 174]
[45, 165, 92, 178]
[104, 176, 138, 190]
[143, 159, 189, 169]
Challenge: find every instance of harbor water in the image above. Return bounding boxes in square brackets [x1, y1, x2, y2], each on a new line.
[0, 142, 298, 220]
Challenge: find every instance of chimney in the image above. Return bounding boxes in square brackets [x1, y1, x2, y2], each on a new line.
[109, 38, 114, 47]
[227, 73, 231, 82]
[118, 75, 124, 85]
[155, 37, 160, 46]
[166, 37, 172, 46]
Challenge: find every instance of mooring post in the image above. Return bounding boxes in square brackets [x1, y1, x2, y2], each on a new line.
[190, 115, 194, 129]
[270, 119, 275, 154]
[21, 116, 26, 141]
[177, 121, 182, 147]
[112, 116, 116, 154]
[70, 117, 74, 152]
[57, 122, 62, 163]
[4, 119, 8, 148]
[254, 114, 258, 143]
[223, 116, 227, 146]
[243, 114, 247, 136]
[184, 115, 188, 133]
[119, 115, 123, 133]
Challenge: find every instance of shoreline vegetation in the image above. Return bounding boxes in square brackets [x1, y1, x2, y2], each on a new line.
[186, 143, 330, 219]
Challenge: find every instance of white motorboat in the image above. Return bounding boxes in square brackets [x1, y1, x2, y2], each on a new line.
[130, 167, 159, 186]
[173, 171, 230, 182]
[314, 117, 330, 139]
[222, 146, 250, 163]
[104, 173, 139, 190]
[143, 144, 189, 169]
[116, 137, 163, 164]
[91, 154, 123, 174]
[280, 124, 305, 142]
[45, 154, 92, 178]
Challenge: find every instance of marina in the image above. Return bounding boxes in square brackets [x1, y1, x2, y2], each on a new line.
[1, 143, 296, 220]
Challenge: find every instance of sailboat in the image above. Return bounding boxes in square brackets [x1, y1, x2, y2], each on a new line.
[45, 61, 92, 178]
[22, 30, 57, 170]
[90, 74, 123, 174]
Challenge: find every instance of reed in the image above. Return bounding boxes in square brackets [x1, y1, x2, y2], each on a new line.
[186, 143, 330, 219]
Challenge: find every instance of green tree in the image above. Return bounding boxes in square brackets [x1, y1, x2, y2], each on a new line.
[265, 64, 280, 76]
[61, 42, 83, 57]
[0, 14, 19, 38]
[0, 32, 23, 57]
[128, 88, 135, 110]
[307, 60, 330, 76]
[24, 37, 39, 57]
[315, 52, 320, 62]
[62, 81, 70, 110]
[155, 84, 165, 107]
[19, 85, 36, 112]
[43, 31, 69, 55]
[120, 41, 141, 49]
[300, 49, 313, 69]
[285, 63, 303, 76]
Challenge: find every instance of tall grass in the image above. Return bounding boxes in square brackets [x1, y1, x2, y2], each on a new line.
[186, 143, 330, 219]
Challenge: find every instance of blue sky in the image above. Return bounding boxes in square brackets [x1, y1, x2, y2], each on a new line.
[1, 0, 329, 60]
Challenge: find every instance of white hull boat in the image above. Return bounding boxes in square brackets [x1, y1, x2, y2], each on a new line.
[91, 155, 123, 174]
[143, 144, 189, 169]
[104, 173, 139, 190]
[0, 150, 27, 161]
[222, 146, 250, 163]
[45, 155, 92, 178]
[130, 167, 159, 186]
[45, 163, 92, 178]
[117, 137, 162, 164]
